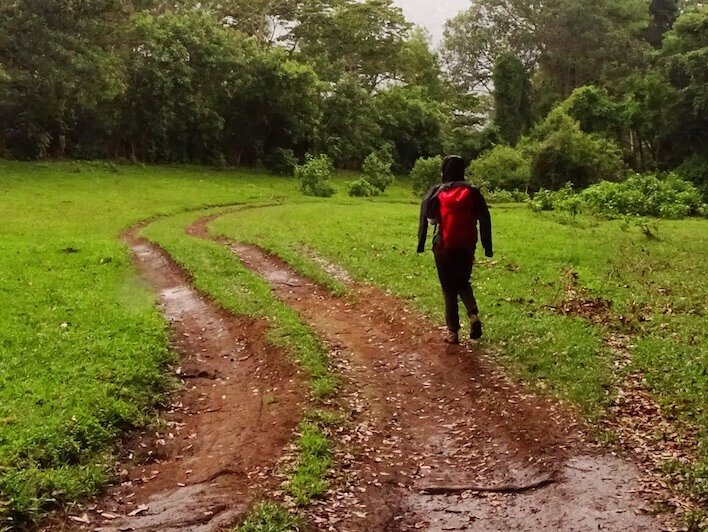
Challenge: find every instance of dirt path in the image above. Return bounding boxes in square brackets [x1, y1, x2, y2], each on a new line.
[190, 213, 671, 531]
[47, 226, 307, 531]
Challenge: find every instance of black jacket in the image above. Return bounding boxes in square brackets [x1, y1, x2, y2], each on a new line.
[417, 181, 493, 257]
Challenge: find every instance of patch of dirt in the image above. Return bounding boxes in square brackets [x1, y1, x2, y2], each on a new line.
[551, 270, 614, 325]
[191, 214, 672, 531]
[43, 226, 307, 531]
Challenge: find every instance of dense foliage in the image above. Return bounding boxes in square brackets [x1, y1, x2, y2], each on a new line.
[529, 173, 703, 218]
[0, 0, 705, 203]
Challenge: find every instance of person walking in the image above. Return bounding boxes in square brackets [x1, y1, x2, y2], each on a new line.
[417, 155, 493, 344]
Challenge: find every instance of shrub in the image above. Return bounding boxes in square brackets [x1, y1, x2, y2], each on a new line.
[486, 189, 530, 204]
[266, 148, 298, 176]
[348, 178, 379, 197]
[529, 173, 703, 219]
[295, 155, 336, 198]
[529, 184, 576, 212]
[580, 172, 702, 219]
[522, 110, 626, 191]
[467, 145, 531, 191]
[410, 155, 443, 196]
[362, 150, 394, 192]
[675, 155, 708, 200]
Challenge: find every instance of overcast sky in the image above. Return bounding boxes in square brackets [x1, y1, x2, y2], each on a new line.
[393, 0, 470, 45]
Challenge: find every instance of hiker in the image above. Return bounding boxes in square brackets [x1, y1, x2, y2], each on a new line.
[417, 155, 493, 344]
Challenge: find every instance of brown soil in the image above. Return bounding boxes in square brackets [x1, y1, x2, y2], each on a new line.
[44, 226, 307, 531]
[189, 214, 672, 532]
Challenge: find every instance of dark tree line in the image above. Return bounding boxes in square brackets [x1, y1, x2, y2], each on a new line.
[0, 0, 449, 170]
[0, 0, 706, 193]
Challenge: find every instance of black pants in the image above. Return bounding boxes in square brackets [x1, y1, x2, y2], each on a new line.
[434, 247, 479, 332]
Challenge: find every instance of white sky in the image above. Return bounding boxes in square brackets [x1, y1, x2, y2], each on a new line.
[393, 0, 470, 45]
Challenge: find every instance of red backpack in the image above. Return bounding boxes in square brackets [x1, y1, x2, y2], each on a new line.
[426, 183, 479, 251]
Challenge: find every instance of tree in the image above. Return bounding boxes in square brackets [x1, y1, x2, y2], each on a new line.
[374, 86, 445, 171]
[288, 0, 410, 89]
[659, 6, 708, 186]
[492, 52, 531, 145]
[522, 109, 626, 190]
[114, 11, 245, 163]
[316, 76, 381, 168]
[441, 0, 540, 94]
[0, 0, 130, 158]
[536, 0, 652, 96]
[442, 0, 652, 98]
[397, 27, 446, 100]
[222, 46, 321, 164]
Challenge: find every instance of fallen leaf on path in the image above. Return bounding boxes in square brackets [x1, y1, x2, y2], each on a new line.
[69, 513, 90, 524]
[128, 504, 149, 516]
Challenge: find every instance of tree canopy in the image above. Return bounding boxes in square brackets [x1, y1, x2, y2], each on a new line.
[0, 0, 705, 193]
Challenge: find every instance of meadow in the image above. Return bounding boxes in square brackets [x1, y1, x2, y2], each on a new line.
[0, 161, 706, 525]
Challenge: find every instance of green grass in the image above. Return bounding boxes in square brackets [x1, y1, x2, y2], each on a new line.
[236, 502, 303, 532]
[286, 421, 333, 506]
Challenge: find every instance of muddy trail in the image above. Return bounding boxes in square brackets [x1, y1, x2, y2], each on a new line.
[188, 213, 670, 531]
[47, 226, 307, 531]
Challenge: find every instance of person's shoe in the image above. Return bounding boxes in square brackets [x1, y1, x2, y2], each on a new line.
[469, 315, 483, 340]
[443, 329, 460, 344]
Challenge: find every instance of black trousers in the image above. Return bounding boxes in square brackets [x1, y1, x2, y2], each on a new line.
[434, 247, 479, 332]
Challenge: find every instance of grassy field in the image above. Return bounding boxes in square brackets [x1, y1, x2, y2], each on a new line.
[1, 160, 707, 524]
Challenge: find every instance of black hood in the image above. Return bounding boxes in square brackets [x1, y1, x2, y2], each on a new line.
[442, 155, 465, 183]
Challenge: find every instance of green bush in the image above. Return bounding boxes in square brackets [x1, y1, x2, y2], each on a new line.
[348, 178, 380, 197]
[522, 110, 626, 191]
[675, 155, 708, 200]
[580, 173, 702, 219]
[486, 189, 530, 204]
[295, 155, 336, 198]
[410, 155, 442, 196]
[529, 184, 576, 212]
[467, 145, 531, 191]
[362, 150, 394, 192]
[266, 148, 298, 176]
[529, 173, 703, 219]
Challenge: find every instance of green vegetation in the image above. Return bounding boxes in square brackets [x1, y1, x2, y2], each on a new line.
[237, 502, 303, 532]
[530, 173, 704, 218]
[287, 421, 333, 506]
[295, 155, 336, 199]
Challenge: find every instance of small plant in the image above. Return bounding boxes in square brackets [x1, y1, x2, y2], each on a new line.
[362, 150, 394, 193]
[295, 155, 336, 198]
[348, 178, 379, 197]
[237, 502, 302, 532]
[410, 155, 443, 196]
